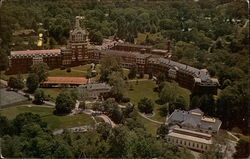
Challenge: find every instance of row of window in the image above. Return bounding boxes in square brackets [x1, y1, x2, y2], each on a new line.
[167, 137, 209, 151]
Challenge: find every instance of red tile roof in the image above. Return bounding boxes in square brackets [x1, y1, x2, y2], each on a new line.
[11, 49, 61, 56]
[42, 77, 88, 85]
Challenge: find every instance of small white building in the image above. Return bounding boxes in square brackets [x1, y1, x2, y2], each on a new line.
[78, 83, 112, 99]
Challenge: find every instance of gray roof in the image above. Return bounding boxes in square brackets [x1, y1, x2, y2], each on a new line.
[96, 50, 151, 59]
[79, 83, 112, 91]
[116, 43, 153, 49]
[149, 57, 214, 82]
[167, 109, 222, 132]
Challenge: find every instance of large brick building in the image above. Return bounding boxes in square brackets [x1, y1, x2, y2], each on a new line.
[8, 49, 61, 73]
[7, 16, 219, 94]
[7, 16, 90, 74]
[61, 16, 89, 66]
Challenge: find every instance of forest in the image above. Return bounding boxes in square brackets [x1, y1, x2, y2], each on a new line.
[0, 0, 249, 157]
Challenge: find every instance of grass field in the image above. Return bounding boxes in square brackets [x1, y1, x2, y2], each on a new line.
[136, 113, 160, 135]
[125, 80, 191, 122]
[48, 65, 88, 77]
[0, 65, 91, 81]
[0, 71, 28, 81]
[40, 88, 75, 102]
[0, 105, 95, 130]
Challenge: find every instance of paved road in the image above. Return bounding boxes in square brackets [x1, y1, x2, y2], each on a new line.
[82, 109, 116, 127]
[128, 79, 150, 82]
[53, 125, 93, 135]
[98, 114, 116, 127]
[138, 112, 163, 125]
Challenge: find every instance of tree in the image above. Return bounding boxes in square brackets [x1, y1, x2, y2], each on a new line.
[86, 67, 92, 78]
[33, 89, 45, 105]
[0, 115, 11, 136]
[122, 103, 134, 118]
[77, 88, 89, 103]
[139, 72, 144, 79]
[138, 98, 154, 114]
[55, 91, 76, 114]
[128, 64, 137, 79]
[159, 103, 169, 117]
[233, 139, 250, 158]
[12, 113, 47, 134]
[89, 30, 103, 45]
[157, 124, 169, 139]
[8, 76, 24, 89]
[102, 98, 124, 124]
[108, 72, 126, 102]
[110, 107, 123, 124]
[30, 63, 49, 82]
[158, 82, 178, 104]
[96, 122, 112, 140]
[100, 55, 123, 82]
[26, 73, 39, 93]
[0, 51, 8, 71]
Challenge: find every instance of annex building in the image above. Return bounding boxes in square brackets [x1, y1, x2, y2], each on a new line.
[165, 108, 222, 152]
[7, 16, 220, 94]
[40, 76, 89, 88]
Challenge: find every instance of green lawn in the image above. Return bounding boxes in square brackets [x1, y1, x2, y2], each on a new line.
[0, 71, 28, 81]
[136, 113, 160, 135]
[1, 65, 91, 81]
[40, 88, 75, 102]
[0, 105, 95, 130]
[0, 105, 52, 120]
[71, 64, 91, 71]
[125, 80, 191, 122]
[48, 68, 86, 77]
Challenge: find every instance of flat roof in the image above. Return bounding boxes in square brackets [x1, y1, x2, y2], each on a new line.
[168, 132, 212, 144]
[11, 49, 61, 56]
[174, 128, 212, 138]
[116, 43, 153, 49]
[42, 77, 88, 85]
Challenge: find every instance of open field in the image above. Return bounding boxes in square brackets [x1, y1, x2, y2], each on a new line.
[0, 71, 28, 81]
[125, 80, 191, 122]
[0, 105, 95, 130]
[40, 88, 75, 102]
[48, 65, 91, 77]
[0, 65, 91, 81]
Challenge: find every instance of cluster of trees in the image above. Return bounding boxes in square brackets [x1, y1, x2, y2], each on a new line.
[55, 89, 78, 114]
[138, 97, 154, 114]
[154, 82, 188, 117]
[99, 56, 129, 102]
[93, 98, 123, 123]
[0, 112, 194, 158]
[7, 75, 24, 90]
[7, 63, 49, 93]
[26, 63, 49, 93]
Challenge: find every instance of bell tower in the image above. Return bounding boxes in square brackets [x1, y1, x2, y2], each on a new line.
[62, 16, 90, 66]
